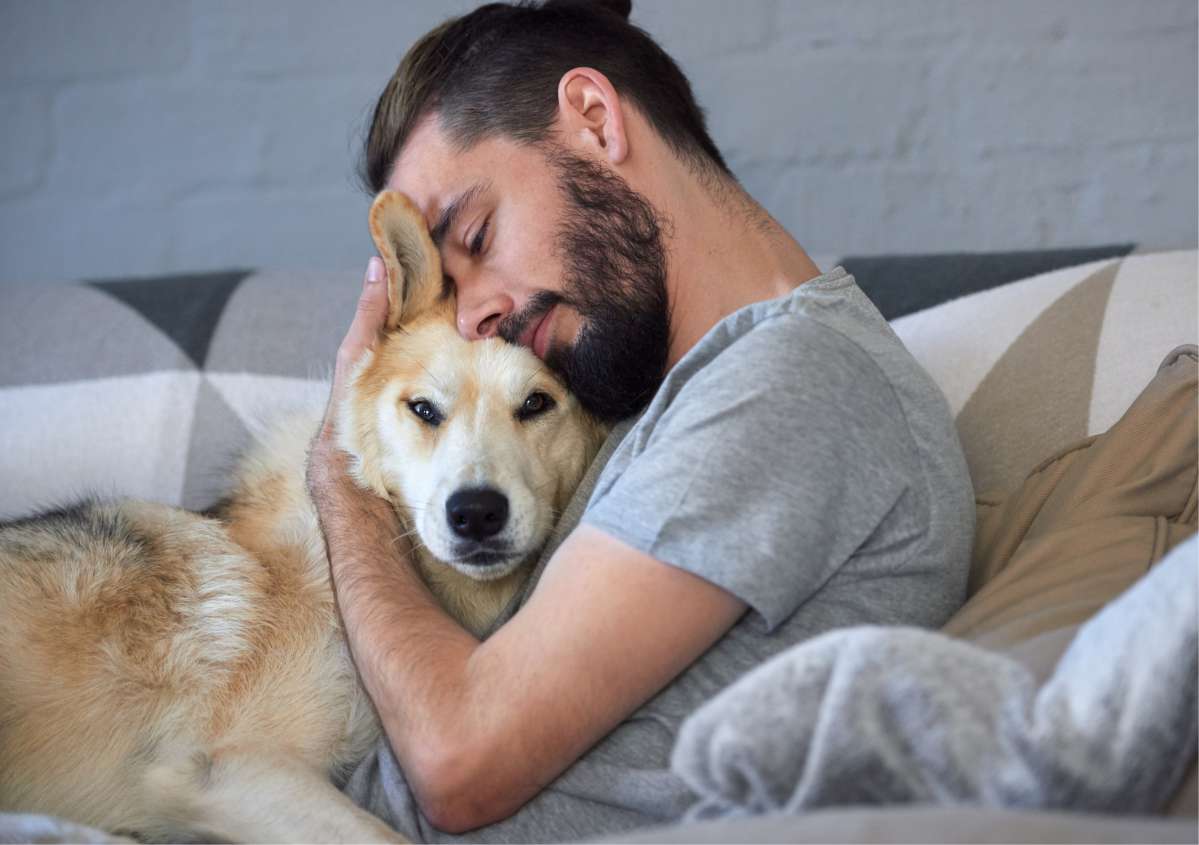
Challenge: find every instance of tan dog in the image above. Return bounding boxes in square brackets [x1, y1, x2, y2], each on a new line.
[0, 192, 605, 843]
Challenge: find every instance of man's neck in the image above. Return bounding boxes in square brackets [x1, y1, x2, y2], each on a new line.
[660, 171, 823, 370]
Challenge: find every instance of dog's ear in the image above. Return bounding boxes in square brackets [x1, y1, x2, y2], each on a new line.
[368, 191, 444, 329]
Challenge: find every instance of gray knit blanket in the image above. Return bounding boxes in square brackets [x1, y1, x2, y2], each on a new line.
[672, 535, 1198, 820]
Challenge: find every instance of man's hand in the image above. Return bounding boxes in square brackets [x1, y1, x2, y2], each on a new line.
[305, 253, 412, 622]
[300, 254, 481, 829]
[302, 254, 434, 751]
[307, 256, 388, 496]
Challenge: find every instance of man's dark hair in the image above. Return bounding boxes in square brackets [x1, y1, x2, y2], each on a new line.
[359, 0, 730, 193]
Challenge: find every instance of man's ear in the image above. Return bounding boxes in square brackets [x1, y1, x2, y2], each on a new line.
[368, 191, 444, 329]
[557, 67, 628, 165]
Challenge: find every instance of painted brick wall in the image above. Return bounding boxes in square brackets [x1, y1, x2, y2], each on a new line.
[1, 0, 1195, 284]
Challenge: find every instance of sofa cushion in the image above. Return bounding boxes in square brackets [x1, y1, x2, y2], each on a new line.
[890, 250, 1197, 494]
[840, 243, 1135, 321]
[0, 270, 361, 517]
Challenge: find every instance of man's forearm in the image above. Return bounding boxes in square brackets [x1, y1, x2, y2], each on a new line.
[303, 266, 531, 831]
[308, 454, 484, 817]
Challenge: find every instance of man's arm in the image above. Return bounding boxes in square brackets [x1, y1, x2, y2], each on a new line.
[308, 264, 747, 833]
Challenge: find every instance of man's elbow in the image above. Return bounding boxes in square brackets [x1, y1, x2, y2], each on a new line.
[420, 788, 494, 835]
[409, 739, 522, 834]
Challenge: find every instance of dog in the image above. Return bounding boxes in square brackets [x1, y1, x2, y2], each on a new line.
[0, 192, 606, 843]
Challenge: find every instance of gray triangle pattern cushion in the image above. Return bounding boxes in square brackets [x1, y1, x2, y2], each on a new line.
[2, 245, 1194, 520]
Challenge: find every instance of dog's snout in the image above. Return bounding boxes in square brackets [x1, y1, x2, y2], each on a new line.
[446, 488, 509, 541]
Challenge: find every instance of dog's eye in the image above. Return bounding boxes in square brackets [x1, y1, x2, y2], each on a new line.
[407, 399, 442, 427]
[516, 391, 555, 421]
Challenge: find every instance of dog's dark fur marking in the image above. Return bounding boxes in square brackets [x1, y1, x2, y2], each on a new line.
[0, 498, 160, 569]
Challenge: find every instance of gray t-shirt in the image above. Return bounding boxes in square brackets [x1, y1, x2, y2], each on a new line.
[342, 267, 975, 842]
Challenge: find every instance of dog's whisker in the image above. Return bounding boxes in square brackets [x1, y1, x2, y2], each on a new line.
[391, 533, 431, 556]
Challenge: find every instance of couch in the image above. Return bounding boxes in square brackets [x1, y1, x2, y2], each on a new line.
[0, 245, 1195, 843]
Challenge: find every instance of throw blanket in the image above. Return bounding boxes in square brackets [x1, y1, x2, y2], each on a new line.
[0, 813, 130, 844]
[673, 535, 1198, 819]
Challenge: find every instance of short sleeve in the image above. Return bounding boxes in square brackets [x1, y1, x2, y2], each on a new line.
[583, 315, 925, 631]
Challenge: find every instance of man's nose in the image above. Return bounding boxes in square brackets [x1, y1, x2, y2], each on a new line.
[455, 285, 513, 341]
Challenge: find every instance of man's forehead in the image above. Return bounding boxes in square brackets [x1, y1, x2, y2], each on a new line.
[383, 115, 551, 239]
[384, 118, 459, 229]
[384, 116, 493, 234]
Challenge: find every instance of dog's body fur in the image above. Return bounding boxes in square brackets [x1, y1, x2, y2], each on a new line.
[0, 194, 604, 842]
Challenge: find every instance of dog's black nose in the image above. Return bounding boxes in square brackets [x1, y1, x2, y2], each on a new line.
[446, 488, 509, 540]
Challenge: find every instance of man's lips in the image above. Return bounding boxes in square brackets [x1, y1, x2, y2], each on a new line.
[521, 305, 557, 360]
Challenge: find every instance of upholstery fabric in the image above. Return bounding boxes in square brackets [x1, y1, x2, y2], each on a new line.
[2, 248, 1193, 521]
[890, 250, 1198, 493]
[840, 243, 1135, 320]
[0, 270, 356, 516]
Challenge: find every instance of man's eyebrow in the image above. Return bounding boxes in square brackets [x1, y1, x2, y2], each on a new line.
[429, 181, 490, 248]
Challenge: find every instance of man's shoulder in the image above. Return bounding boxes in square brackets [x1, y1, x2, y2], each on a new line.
[676, 272, 894, 382]
[647, 295, 902, 442]
[595, 277, 920, 494]
[656, 272, 955, 452]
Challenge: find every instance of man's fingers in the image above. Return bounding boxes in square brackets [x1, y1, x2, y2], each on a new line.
[336, 257, 389, 375]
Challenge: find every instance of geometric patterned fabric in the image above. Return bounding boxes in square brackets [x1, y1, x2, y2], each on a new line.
[891, 250, 1197, 493]
[841, 243, 1135, 320]
[1, 248, 1195, 517]
[90, 270, 250, 368]
[1, 268, 357, 513]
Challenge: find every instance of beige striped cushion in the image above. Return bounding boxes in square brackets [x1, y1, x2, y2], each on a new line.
[891, 250, 1198, 495]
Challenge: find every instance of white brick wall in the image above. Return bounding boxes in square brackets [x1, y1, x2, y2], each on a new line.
[0, 0, 1194, 284]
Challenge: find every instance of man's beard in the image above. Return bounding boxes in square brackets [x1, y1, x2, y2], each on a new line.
[497, 149, 671, 423]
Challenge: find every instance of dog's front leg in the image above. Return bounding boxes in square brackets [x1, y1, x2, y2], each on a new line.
[183, 752, 407, 844]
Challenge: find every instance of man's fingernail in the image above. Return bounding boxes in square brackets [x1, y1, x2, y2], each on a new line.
[366, 257, 383, 284]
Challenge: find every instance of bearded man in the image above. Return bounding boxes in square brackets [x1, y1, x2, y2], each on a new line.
[305, 0, 975, 840]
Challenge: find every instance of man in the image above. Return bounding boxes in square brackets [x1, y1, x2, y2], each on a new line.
[305, 0, 975, 841]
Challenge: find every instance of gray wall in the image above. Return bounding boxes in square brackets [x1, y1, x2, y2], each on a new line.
[1, 0, 1195, 285]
